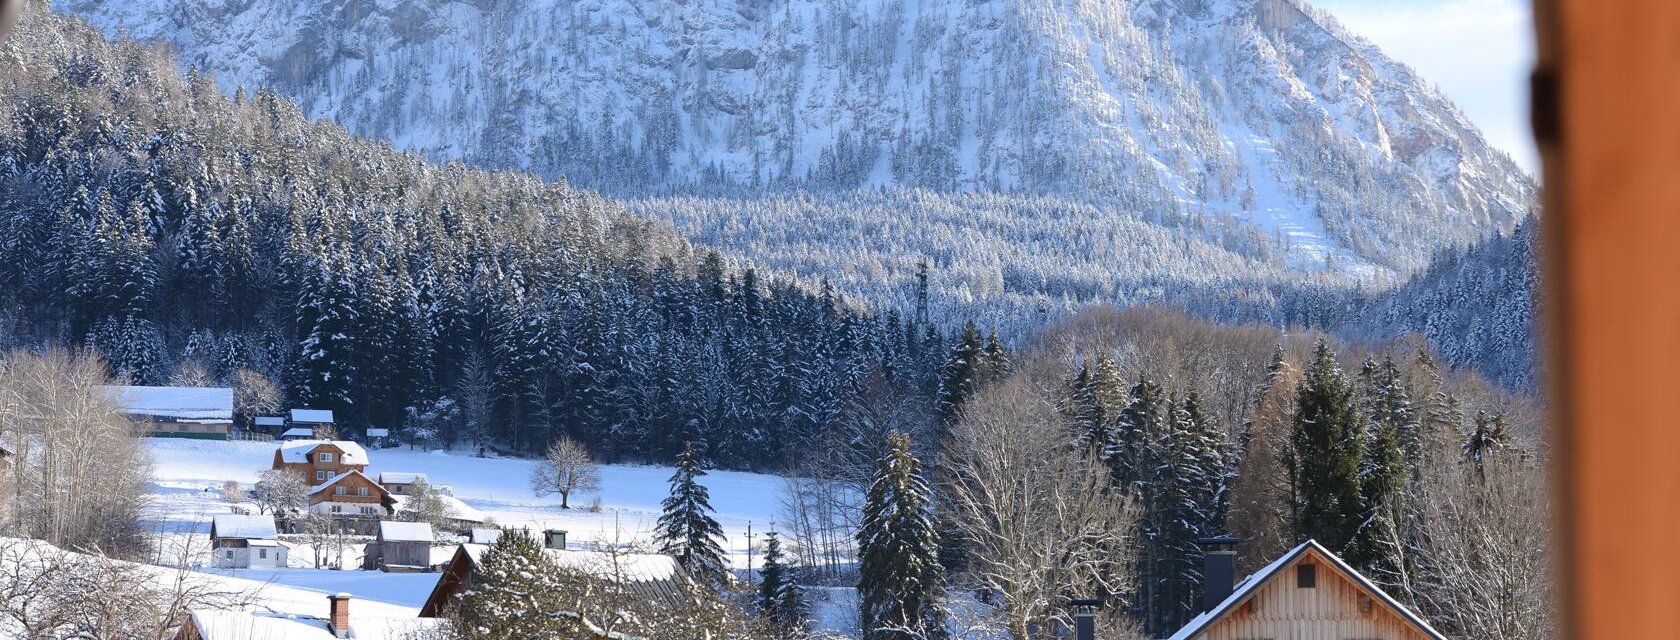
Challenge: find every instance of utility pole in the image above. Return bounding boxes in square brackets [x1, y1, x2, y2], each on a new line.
[745, 521, 755, 588]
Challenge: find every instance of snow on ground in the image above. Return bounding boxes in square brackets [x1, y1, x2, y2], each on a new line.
[142, 437, 803, 620]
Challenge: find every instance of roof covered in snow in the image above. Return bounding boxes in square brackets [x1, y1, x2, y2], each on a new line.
[1165, 540, 1446, 640]
[280, 427, 314, 438]
[290, 408, 334, 423]
[187, 607, 440, 640]
[379, 472, 427, 485]
[253, 416, 286, 426]
[391, 493, 488, 524]
[379, 521, 435, 543]
[278, 440, 369, 466]
[210, 515, 277, 540]
[308, 470, 388, 497]
[97, 385, 233, 420]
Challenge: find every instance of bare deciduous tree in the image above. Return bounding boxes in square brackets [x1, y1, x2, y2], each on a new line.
[0, 536, 255, 638]
[530, 437, 600, 509]
[252, 469, 309, 516]
[940, 378, 1141, 639]
[398, 478, 457, 531]
[0, 349, 150, 554]
[233, 368, 281, 427]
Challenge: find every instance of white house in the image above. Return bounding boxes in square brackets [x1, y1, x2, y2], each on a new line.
[209, 514, 286, 569]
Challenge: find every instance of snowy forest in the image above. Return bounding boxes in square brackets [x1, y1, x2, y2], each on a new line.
[0, 3, 1551, 640]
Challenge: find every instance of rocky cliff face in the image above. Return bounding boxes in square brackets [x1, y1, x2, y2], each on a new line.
[57, 0, 1534, 275]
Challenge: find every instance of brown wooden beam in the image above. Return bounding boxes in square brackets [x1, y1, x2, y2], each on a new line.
[1537, 1, 1680, 637]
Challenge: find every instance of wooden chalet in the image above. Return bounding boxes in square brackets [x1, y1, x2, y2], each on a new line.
[273, 440, 370, 484]
[1165, 539, 1446, 640]
[306, 469, 391, 517]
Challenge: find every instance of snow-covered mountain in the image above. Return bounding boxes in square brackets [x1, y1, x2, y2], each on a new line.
[57, 0, 1533, 275]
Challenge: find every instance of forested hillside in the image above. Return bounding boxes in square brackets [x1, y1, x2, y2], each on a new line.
[0, 5, 950, 470]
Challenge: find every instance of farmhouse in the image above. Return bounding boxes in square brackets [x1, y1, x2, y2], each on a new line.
[273, 440, 370, 484]
[369, 521, 436, 572]
[1165, 539, 1446, 640]
[419, 538, 686, 619]
[307, 470, 391, 517]
[209, 514, 286, 569]
[98, 385, 233, 439]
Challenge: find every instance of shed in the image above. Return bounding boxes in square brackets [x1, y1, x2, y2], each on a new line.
[374, 521, 435, 572]
[279, 427, 315, 441]
[99, 385, 234, 439]
[378, 472, 428, 495]
[290, 408, 335, 425]
[210, 514, 286, 569]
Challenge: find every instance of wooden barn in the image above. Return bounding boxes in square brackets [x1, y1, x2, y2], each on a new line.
[99, 385, 234, 439]
[370, 521, 436, 572]
[419, 539, 686, 620]
[1165, 539, 1444, 640]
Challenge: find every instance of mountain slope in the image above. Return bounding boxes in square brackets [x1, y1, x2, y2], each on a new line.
[57, 0, 1534, 275]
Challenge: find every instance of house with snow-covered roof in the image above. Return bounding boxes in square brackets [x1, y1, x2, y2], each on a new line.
[368, 521, 437, 572]
[289, 408, 335, 435]
[420, 537, 687, 620]
[209, 514, 286, 569]
[377, 471, 427, 495]
[273, 440, 370, 484]
[175, 593, 438, 640]
[1164, 539, 1445, 640]
[98, 385, 233, 439]
[306, 470, 391, 517]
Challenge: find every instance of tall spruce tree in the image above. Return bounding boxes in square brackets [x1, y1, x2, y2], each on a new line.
[1350, 356, 1416, 575]
[1288, 340, 1365, 555]
[1111, 374, 1166, 491]
[1142, 392, 1230, 634]
[935, 322, 986, 438]
[757, 529, 808, 639]
[858, 431, 946, 640]
[656, 443, 729, 588]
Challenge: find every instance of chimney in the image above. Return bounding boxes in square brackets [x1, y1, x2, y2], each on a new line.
[1068, 598, 1102, 640]
[327, 593, 351, 638]
[1197, 535, 1240, 612]
[544, 529, 568, 550]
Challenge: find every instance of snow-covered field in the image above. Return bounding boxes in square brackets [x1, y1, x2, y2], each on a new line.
[143, 438, 796, 616]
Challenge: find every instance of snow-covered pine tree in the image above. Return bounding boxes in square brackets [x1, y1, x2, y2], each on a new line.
[1288, 340, 1365, 555]
[655, 443, 729, 588]
[1141, 391, 1229, 634]
[456, 529, 569, 639]
[756, 529, 807, 638]
[1350, 356, 1417, 577]
[857, 430, 946, 640]
[1111, 373, 1166, 491]
[935, 322, 986, 439]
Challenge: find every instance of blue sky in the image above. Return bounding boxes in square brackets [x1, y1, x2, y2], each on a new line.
[1311, 0, 1536, 174]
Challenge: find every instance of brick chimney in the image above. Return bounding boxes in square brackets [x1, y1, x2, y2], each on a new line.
[327, 593, 351, 638]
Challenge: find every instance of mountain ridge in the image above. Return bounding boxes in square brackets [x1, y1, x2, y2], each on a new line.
[57, 0, 1535, 277]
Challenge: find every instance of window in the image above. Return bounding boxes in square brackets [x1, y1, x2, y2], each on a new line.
[319, 452, 334, 463]
[316, 470, 328, 481]
[331, 505, 343, 514]
[1296, 563, 1316, 589]
[362, 506, 379, 515]
[223, 550, 234, 559]
[258, 549, 268, 559]
[335, 486, 347, 495]
[357, 487, 368, 497]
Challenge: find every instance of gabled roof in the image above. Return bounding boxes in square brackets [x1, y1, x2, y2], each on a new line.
[210, 515, 278, 540]
[97, 385, 233, 420]
[420, 543, 687, 618]
[379, 471, 427, 484]
[379, 521, 435, 543]
[308, 470, 390, 499]
[280, 427, 314, 438]
[290, 408, 335, 423]
[187, 608, 439, 640]
[278, 440, 369, 465]
[1166, 539, 1447, 640]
